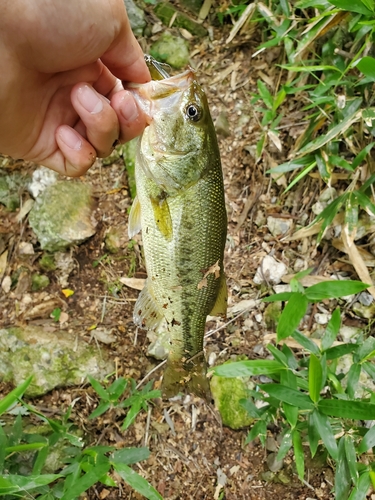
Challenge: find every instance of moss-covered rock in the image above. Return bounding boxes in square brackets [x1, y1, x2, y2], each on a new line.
[31, 273, 50, 291]
[0, 326, 114, 396]
[150, 32, 190, 70]
[29, 181, 97, 251]
[210, 370, 255, 430]
[154, 2, 208, 37]
[0, 170, 30, 211]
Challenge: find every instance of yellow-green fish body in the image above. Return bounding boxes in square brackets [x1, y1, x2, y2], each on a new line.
[128, 65, 227, 399]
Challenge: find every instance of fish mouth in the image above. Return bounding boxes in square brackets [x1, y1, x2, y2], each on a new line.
[127, 69, 195, 118]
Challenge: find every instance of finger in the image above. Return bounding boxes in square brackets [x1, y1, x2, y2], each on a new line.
[111, 90, 149, 143]
[71, 83, 119, 158]
[36, 125, 96, 177]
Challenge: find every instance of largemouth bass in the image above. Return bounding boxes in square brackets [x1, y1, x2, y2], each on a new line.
[128, 58, 227, 399]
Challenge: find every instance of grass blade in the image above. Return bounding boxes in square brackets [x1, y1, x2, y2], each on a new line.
[260, 384, 314, 410]
[309, 354, 322, 403]
[212, 360, 285, 378]
[0, 377, 33, 416]
[313, 410, 338, 460]
[114, 463, 163, 500]
[292, 429, 304, 480]
[277, 292, 308, 342]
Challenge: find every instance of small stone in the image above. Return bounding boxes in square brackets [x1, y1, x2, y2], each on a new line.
[266, 437, 278, 452]
[29, 181, 97, 252]
[319, 187, 337, 203]
[1, 275, 11, 293]
[267, 452, 284, 472]
[253, 344, 264, 356]
[31, 273, 50, 291]
[267, 216, 293, 237]
[150, 32, 190, 70]
[340, 325, 361, 342]
[28, 166, 58, 198]
[314, 313, 330, 325]
[359, 291, 374, 306]
[254, 255, 287, 285]
[273, 284, 291, 294]
[18, 242, 34, 256]
[54, 252, 76, 288]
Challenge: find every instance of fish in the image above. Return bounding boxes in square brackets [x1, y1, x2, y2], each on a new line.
[127, 57, 227, 399]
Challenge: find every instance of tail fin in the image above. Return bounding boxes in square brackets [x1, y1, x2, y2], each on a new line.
[162, 353, 211, 401]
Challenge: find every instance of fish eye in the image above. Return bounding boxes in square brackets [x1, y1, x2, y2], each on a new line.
[185, 103, 202, 122]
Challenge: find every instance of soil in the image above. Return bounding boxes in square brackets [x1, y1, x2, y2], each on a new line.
[0, 4, 368, 499]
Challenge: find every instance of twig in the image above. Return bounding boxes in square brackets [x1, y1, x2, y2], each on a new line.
[143, 406, 152, 447]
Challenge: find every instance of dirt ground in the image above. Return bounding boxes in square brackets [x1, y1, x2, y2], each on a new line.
[1, 5, 367, 499]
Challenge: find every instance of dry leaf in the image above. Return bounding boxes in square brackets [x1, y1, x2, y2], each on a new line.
[332, 238, 375, 266]
[282, 274, 336, 286]
[198, 260, 221, 289]
[341, 225, 375, 299]
[0, 250, 8, 280]
[119, 277, 145, 290]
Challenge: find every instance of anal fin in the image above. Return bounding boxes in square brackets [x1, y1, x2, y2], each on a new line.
[134, 279, 163, 330]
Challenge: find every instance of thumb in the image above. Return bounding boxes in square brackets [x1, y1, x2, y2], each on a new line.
[101, 14, 150, 83]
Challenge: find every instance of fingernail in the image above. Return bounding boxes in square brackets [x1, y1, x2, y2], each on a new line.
[77, 85, 103, 114]
[119, 93, 139, 122]
[59, 127, 82, 151]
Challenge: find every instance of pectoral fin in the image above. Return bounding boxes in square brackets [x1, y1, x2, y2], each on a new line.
[151, 196, 173, 241]
[209, 273, 228, 317]
[134, 279, 163, 330]
[128, 195, 142, 238]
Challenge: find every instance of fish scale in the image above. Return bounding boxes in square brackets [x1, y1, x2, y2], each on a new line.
[128, 61, 227, 399]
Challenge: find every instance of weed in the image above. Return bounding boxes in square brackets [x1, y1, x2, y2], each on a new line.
[0, 376, 163, 499]
[212, 276, 375, 499]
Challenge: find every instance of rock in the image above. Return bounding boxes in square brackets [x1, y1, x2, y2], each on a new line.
[29, 181, 97, 251]
[28, 166, 58, 198]
[267, 452, 284, 472]
[154, 2, 208, 37]
[352, 301, 375, 319]
[124, 0, 146, 36]
[31, 273, 50, 291]
[267, 216, 293, 237]
[264, 302, 282, 330]
[340, 325, 361, 343]
[147, 326, 171, 360]
[0, 326, 114, 396]
[0, 170, 30, 211]
[254, 255, 287, 285]
[150, 32, 190, 70]
[210, 369, 254, 430]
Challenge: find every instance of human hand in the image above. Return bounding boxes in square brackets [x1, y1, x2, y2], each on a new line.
[0, 0, 150, 176]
